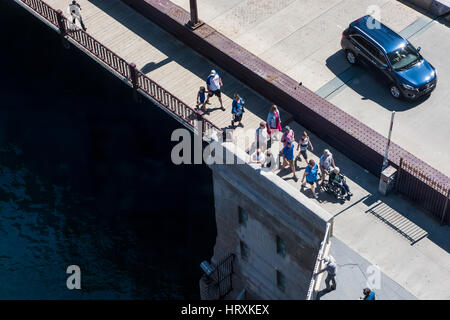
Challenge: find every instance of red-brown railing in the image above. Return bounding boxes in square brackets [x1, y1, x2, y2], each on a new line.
[21, 0, 59, 26]
[396, 158, 450, 225]
[18, 0, 222, 136]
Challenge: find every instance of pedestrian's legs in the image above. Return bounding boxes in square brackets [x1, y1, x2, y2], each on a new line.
[325, 273, 336, 291]
[282, 157, 288, 169]
[289, 160, 296, 178]
[218, 96, 224, 110]
[342, 180, 350, 193]
[330, 274, 337, 290]
[79, 16, 86, 31]
[325, 273, 332, 290]
[339, 184, 347, 195]
[311, 182, 316, 195]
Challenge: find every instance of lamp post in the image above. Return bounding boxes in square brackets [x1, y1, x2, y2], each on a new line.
[382, 111, 395, 172]
[187, 0, 204, 29]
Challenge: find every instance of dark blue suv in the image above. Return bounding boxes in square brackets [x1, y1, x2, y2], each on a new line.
[341, 15, 437, 100]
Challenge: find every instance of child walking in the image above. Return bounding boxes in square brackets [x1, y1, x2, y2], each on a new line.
[196, 86, 207, 112]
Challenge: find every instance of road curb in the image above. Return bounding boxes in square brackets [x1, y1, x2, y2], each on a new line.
[405, 0, 450, 20]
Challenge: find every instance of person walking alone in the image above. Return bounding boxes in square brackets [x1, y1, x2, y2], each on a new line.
[314, 255, 337, 292]
[67, 1, 86, 31]
[231, 93, 245, 128]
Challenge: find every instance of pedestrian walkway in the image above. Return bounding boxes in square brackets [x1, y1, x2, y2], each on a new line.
[42, 0, 450, 299]
[318, 237, 416, 300]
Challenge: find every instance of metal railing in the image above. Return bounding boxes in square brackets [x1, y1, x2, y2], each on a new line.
[396, 158, 450, 225]
[306, 221, 332, 300]
[21, 0, 59, 26]
[17, 0, 222, 137]
[200, 253, 236, 299]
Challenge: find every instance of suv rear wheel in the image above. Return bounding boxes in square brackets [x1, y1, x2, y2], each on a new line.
[345, 50, 357, 65]
[390, 84, 402, 99]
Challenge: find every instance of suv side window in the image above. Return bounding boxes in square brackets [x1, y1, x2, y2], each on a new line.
[375, 50, 388, 65]
[351, 34, 389, 66]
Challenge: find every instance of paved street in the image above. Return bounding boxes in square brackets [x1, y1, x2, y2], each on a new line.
[172, 0, 450, 176]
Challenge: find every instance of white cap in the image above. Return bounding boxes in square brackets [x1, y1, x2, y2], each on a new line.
[324, 149, 331, 155]
[210, 69, 216, 75]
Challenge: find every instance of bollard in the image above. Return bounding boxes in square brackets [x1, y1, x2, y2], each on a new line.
[187, 0, 204, 29]
[56, 9, 70, 49]
[128, 63, 140, 103]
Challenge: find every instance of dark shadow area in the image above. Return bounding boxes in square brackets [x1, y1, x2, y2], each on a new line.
[325, 50, 429, 111]
[140, 57, 172, 73]
[1, 0, 217, 299]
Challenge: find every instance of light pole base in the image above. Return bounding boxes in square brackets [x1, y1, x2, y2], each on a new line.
[186, 20, 204, 30]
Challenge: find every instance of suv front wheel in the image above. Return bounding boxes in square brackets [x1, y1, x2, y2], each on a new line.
[345, 50, 357, 65]
[389, 84, 402, 99]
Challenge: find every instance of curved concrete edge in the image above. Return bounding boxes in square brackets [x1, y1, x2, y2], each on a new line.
[405, 0, 450, 20]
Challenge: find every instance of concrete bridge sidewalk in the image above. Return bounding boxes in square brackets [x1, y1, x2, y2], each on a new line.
[43, 0, 450, 299]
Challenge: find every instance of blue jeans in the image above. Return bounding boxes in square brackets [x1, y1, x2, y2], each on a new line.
[336, 180, 350, 194]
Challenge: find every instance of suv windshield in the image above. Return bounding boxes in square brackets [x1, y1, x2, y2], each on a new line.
[387, 43, 421, 71]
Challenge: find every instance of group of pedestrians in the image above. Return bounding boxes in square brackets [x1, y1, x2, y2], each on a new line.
[198, 70, 353, 200]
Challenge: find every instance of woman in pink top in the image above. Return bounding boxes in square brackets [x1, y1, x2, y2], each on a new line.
[266, 105, 282, 138]
[281, 126, 295, 147]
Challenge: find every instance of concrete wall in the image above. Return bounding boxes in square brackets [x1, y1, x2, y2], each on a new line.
[204, 141, 333, 300]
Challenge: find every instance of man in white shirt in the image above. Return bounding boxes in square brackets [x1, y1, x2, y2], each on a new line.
[251, 149, 266, 165]
[67, 1, 86, 31]
[255, 122, 268, 151]
[205, 70, 224, 111]
[319, 149, 336, 182]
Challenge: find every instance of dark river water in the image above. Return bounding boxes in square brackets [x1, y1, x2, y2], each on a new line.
[0, 1, 216, 299]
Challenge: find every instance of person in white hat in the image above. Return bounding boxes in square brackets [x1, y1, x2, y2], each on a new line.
[314, 255, 337, 292]
[319, 149, 335, 183]
[205, 70, 224, 111]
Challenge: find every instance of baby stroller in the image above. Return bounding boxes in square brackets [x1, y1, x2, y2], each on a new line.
[322, 173, 347, 201]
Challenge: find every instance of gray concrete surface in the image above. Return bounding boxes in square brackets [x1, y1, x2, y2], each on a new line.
[318, 237, 416, 300]
[171, 0, 450, 176]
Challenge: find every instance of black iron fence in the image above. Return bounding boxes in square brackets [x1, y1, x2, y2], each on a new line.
[200, 253, 236, 300]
